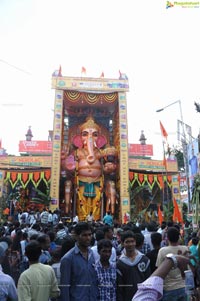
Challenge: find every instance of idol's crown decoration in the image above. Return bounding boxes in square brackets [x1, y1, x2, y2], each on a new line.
[80, 117, 100, 132]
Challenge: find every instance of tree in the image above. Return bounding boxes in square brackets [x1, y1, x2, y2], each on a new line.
[174, 149, 184, 171]
[168, 145, 184, 171]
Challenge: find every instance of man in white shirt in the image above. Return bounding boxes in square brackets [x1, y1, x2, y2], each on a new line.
[48, 210, 53, 225]
[91, 229, 116, 264]
[27, 211, 36, 225]
[73, 214, 79, 224]
[40, 208, 49, 227]
[52, 210, 59, 226]
[86, 211, 94, 223]
[143, 222, 157, 251]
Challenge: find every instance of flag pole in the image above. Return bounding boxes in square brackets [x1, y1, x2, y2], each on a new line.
[162, 140, 166, 208]
[159, 121, 169, 221]
[162, 140, 169, 216]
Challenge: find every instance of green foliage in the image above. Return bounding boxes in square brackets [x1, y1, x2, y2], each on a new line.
[0, 195, 7, 221]
[182, 202, 188, 222]
[7, 191, 21, 202]
[31, 186, 51, 206]
[173, 148, 184, 171]
[163, 201, 174, 221]
[129, 184, 152, 220]
[129, 184, 151, 201]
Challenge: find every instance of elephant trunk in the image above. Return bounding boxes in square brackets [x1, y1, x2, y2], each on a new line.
[86, 136, 96, 164]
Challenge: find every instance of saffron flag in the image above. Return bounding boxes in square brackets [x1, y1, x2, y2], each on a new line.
[159, 121, 168, 139]
[172, 198, 183, 223]
[81, 66, 86, 74]
[158, 204, 163, 224]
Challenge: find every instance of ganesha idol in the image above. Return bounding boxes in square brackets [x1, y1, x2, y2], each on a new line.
[61, 117, 118, 221]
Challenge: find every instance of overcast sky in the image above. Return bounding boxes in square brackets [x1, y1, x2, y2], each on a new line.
[0, 0, 200, 158]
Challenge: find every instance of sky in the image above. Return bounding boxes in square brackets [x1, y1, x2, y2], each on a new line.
[0, 0, 200, 159]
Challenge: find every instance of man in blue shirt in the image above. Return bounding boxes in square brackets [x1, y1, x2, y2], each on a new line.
[60, 222, 98, 301]
[103, 211, 113, 226]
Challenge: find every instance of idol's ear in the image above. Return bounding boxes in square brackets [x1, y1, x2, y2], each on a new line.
[97, 135, 107, 148]
[72, 135, 83, 148]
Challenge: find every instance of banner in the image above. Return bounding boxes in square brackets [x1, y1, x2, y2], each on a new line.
[187, 139, 199, 200]
[129, 144, 153, 156]
[50, 90, 63, 210]
[19, 141, 52, 153]
[118, 92, 130, 219]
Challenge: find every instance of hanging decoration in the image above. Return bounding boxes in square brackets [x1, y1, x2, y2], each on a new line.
[4, 170, 51, 189]
[129, 172, 172, 189]
[64, 91, 118, 105]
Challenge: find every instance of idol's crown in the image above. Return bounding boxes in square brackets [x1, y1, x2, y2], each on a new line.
[79, 117, 100, 132]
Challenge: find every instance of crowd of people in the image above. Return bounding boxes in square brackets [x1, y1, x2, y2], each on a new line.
[0, 209, 199, 301]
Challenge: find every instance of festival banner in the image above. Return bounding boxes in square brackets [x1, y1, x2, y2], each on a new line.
[0, 156, 51, 168]
[171, 174, 181, 210]
[118, 92, 130, 220]
[129, 158, 178, 172]
[187, 139, 199, 200]
[50, 90, 64, 211]
[129, 144, 153, 156]
[19, 141, 52, 153]
[51, 76, 129, 92]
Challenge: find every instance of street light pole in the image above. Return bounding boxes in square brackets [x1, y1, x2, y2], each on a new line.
[156, 100, 182, 113]
[156, 100, 191, 211]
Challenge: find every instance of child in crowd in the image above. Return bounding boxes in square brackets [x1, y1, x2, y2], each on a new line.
[95, 239, 116, 301]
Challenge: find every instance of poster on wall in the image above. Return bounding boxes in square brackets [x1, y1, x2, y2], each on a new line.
[171, 175, 181, 205]
[187, 139, 199, 199]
